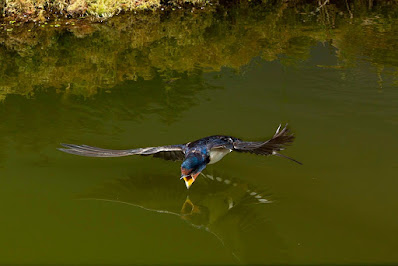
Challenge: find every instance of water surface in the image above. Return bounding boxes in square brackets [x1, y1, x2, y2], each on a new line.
[1, 2, 398, 264]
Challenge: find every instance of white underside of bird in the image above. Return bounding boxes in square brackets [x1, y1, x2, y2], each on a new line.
[209, 148, 232, 164]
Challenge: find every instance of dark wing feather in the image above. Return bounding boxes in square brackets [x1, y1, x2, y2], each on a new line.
[233, 124, 301, 164]
[58, 144, 186, 161]
[151, 150, 186, 161]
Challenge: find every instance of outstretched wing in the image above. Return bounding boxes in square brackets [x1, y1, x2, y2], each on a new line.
[58, 144, 186, 161]
[233, 124, 302, 164]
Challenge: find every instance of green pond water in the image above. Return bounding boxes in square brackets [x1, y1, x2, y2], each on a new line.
[1, 2, 398, 264]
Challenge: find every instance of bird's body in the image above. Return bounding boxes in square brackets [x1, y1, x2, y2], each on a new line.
[59, 124, 301, 188]
[208, 147, 231, 164]
[187, 136, 235, 163]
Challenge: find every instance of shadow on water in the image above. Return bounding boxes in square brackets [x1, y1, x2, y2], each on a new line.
[79, 170, 287, 263]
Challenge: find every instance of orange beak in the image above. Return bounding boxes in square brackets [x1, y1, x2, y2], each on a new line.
[181, 172, 201, 189]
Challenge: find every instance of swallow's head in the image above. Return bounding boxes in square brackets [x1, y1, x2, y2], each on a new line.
[180, 153, 207, 189]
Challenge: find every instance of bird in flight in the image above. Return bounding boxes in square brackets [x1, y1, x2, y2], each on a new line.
[59, 124, 301, 189]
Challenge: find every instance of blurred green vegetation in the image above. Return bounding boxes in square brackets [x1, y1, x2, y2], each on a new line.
[1, 0, 164, 20]
[0, 1, 397, 101]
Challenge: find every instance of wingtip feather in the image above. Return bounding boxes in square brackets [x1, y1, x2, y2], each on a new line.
[276, 124, 282, 134]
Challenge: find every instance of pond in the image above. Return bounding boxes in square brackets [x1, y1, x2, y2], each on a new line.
[0, 2, 398, 264]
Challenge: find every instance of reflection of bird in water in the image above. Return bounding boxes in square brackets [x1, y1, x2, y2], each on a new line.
[59, 124, 301, 188]
[79, 171, 286, 262]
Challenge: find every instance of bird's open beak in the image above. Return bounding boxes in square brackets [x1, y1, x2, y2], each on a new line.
[182, 175, 194, 189]
[181, 172, 201, 189]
